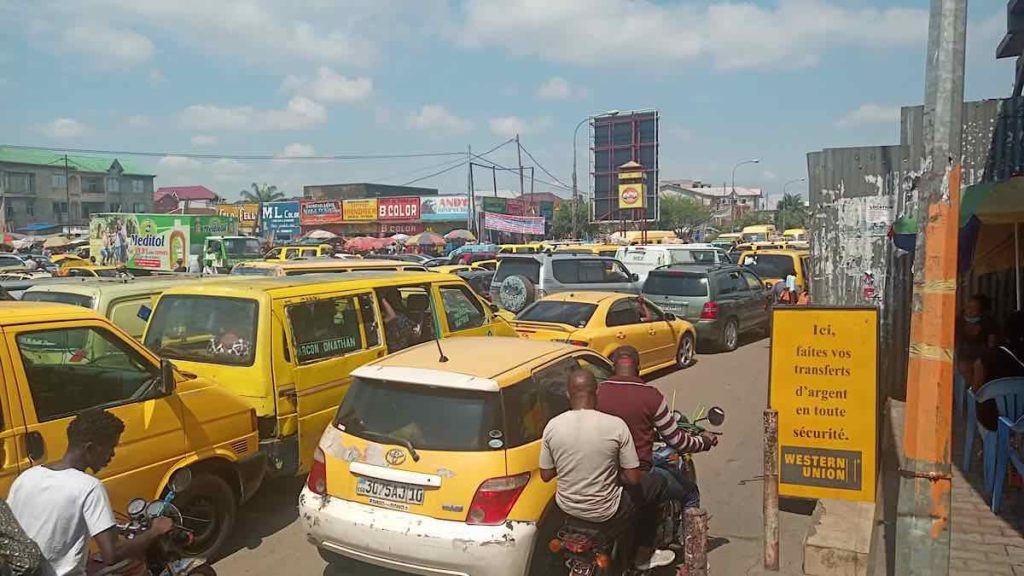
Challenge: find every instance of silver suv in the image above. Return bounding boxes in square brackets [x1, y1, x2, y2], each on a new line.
[489, 254, 640, 313]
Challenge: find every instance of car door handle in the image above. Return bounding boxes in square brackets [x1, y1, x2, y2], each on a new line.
[25, 431, 44, 462]
[616, 331, 627, 340]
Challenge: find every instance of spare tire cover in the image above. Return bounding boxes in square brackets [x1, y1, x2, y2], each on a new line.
[499, 274, 537, 313]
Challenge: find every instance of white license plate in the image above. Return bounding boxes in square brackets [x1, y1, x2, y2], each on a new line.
[356, 477, 425, 505]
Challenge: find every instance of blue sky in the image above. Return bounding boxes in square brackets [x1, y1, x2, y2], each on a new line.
[0, 0, 1014, 204]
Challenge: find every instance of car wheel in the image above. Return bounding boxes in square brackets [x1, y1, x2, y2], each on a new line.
[720, 319, 739, 352]
[677, 333, 695, 368]
[175, 473, 236, 559]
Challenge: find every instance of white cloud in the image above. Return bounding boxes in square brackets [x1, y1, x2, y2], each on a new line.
[180, 97, 327, 132]
[59, 21, 154, 69]
[40, 118, 86, 139]
[279, 143, 316, 158]
[488, 115, 551, 138]
[536, 76, 585, 100]
[127, 115, 151, 128]
[191, 134, 218, 146]
[406, 104, 472, 134]
[157, 155, 201, 170]
[835, 103, 901, 128]
[461, 0, 927, 71]
[282, 67, 373, 103]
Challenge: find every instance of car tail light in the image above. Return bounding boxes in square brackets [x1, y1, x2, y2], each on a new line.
[701, 302, 719, 320]
[595, 553, 611, 569]
[466, 472, 530, 525]
[307, 447, 327, 495]
[555, 339, 589, 347]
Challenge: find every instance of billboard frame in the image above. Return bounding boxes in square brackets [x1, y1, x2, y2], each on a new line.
[589, 109, 660, 224]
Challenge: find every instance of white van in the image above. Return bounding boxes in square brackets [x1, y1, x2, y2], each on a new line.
[615, 244, 732, 282]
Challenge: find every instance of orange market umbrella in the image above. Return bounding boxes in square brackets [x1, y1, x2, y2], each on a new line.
[345, 236, 382, 252]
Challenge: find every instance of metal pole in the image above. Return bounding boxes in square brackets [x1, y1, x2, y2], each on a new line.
[572, 118, 587, 240]
[467, 145, 475, 236]
[64, 154, 70, 234]
[763, 409, 780, 571]
[516, 134, 526, 243]
[895, 0, 966, 573]
[1016, 222, 1021, 310]
[683, 508, 709, 575]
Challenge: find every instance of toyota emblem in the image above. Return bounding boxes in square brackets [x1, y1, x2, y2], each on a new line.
[385, 448, 407, 466]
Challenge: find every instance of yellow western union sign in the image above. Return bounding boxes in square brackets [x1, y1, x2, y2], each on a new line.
[769, 307, 878, 502]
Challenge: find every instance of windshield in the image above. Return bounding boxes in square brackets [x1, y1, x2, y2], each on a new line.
[494, 258, 541, 284]
[230, 265, 274, 276]
[21, 291, 95, 309]
[144, 295, 258, 366]
[740, 254, 797, 279]
[336, 377, 502, 451]
[644, 273, 709, 297]
[517, 301, 597, 327]
[224, 238, 263, 258]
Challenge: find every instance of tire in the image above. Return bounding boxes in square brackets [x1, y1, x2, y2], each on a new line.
[720, 319, 739, 352]
[498, 274, 537, 314]
[174, 473, 236, 559]
[677, 333, 695, 369]
[187, 566, 217, 576]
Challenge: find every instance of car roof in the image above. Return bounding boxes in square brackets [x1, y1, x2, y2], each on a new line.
[236, 258, 417, 270]
[739, 249, 809, 256]
[23, 277, 207, 298]
[157, 270, 457, 298]
[0, 301, 100, 325]
[653, 264, 739, 274]
[362, 336, 576, 384]
[534, 291, 626, 304]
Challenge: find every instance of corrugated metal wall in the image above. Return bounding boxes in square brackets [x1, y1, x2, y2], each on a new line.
[806, 99, 1002, 400]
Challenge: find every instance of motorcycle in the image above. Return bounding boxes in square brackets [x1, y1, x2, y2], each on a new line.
[548, 407, 725, 576]
[92, 469, 217, 576]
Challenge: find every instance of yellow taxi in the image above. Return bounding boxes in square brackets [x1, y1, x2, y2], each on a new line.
[230, 258, 427, 277]
[429, 264, 485, 274]
[142, 271, 517, 477]
[472, 259, 498, 271]
[0, 303, 262, 556]
[498, 243, 547, 254]
[300, 336, 613, 576]
[554, 244, 621, 257]
[512, 291, 697, 373]
[737, 249, 811, 291]
[264, 244, 334, 261]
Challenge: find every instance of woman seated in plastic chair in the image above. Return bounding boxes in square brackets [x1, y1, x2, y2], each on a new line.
[971, 311, 1024, 432]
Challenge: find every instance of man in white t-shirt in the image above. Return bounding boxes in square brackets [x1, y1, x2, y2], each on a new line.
[8, 410, 172, 576]
[539, 369, 669, 568]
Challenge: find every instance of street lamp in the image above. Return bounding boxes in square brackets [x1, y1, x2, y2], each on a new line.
[779, 177, 806, 231]
[730, 158, 760, 226]
[572, 110, 620, 239]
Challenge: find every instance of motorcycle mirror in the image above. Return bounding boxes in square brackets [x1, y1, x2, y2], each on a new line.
[127, 498, 147, 517]
[169, 468, 192, 493]
[707, 406, 726, 427]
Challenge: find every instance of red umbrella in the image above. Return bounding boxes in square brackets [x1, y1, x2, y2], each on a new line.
[345, 236, 382, 252]
[408, 232, 445, 246]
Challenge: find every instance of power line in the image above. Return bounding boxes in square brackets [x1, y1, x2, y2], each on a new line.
[398, 138, 517, 187]
[470, 153, 572, 192]
[516, 141, 572, 189]
[0, 143, 466, 161]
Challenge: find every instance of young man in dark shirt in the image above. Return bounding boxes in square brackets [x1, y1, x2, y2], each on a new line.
[973, 310, 1024, 430]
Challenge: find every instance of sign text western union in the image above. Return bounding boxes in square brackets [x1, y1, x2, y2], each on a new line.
[769, 307, 877, 502]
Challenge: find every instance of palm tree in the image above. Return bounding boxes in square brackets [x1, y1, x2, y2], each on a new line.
[240, 182, 284, 203]
[775, 192, 808, 230]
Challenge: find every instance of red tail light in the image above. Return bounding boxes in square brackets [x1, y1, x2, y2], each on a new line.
[307, 447, 327, 495]
[466, 472, 530, 525]
[701, 302, 719, 320]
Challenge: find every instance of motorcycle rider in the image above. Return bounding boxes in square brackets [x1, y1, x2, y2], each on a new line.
[539, 369, 666, 567]
[596, 346, 717, 552]
[8, 409, 173, 576]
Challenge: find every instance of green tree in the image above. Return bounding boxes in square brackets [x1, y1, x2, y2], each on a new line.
[774, 192, 808, 230]
[658, 195, 712, 231]
[240, 182, 285, 203]
[734, 210, 775, 230]
[551, 201, 595, 239]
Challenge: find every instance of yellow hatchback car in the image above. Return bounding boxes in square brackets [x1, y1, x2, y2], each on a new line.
[512, 291, 698, 373]
[300, 336, 614, 576]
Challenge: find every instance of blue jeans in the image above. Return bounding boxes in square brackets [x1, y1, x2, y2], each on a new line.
[652, 463, 700, 509]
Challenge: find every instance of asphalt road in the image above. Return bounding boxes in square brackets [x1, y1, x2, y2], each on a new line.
[215, 334, 811, 575]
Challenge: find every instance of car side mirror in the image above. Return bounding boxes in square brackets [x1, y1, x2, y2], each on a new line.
[157, 358, 177, 397]
[631, 273, 640, 282]
[664, 312, 677, 321]
[489, 303, 500, 313]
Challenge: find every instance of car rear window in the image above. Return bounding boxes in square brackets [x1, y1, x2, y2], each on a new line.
[643, 273, 709, 297]
[740, 254, 797, 279]
[494, 258, 541, 284]
[335, 377, 504, 452]
[517, 301, 597, 327]
[551, 259, 631, 284]
[21, 291, 95, 308]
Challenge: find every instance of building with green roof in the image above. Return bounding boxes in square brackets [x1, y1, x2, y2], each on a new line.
[0, 147, 155, 231]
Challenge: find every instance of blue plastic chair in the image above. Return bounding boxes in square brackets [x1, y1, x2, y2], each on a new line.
[954, 369, 968, 421]
[964, 378, 1024, 496]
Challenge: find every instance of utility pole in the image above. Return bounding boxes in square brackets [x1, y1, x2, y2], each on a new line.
[516, 134, 526, 242]
[64, 154, 70, 234]
[895, 0, 966, 573]
[466, 145, 475, 235]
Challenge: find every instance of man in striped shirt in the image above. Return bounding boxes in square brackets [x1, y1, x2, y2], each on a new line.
[596, 346, 716, 510]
